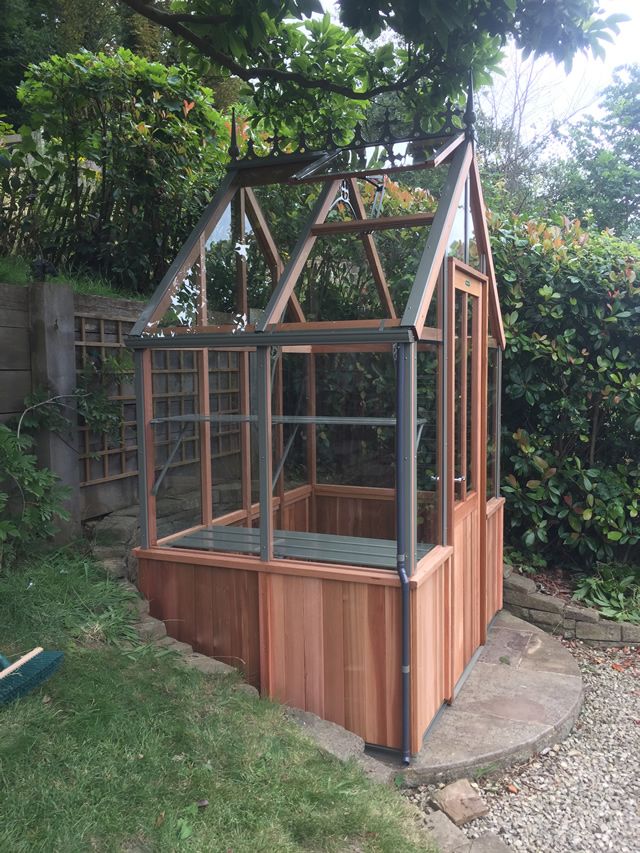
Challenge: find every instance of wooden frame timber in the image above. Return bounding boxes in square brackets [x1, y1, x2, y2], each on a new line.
[128, 96, 506, 764]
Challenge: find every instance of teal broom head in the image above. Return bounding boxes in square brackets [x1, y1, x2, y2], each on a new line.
[0, 648, 64, 706]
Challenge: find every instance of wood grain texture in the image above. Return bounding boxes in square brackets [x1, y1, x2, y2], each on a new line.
[411, 551, 449, 752]
[485, 497, 505, 623]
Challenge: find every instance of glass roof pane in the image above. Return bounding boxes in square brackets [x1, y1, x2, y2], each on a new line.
[142, 203, 274, 336]
[291, 135, 462, 182]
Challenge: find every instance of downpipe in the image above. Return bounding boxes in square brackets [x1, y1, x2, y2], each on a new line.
[396, 345, 411, 766]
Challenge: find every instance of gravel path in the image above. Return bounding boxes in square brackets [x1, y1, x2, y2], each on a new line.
[409, 640, 640, 852]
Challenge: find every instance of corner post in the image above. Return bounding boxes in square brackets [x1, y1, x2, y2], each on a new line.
[29, 282, 81, 538]
[396, 339, 417, 764]
[134, 348, 156, 548]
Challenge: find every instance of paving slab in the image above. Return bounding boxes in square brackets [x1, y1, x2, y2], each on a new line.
[401, 612, 583, 786]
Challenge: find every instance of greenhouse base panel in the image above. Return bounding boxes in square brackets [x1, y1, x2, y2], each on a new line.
[135, 491, 504, 756]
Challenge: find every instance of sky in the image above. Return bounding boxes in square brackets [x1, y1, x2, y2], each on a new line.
[321, 0, 639, 131]
[510, 0, 640, 126]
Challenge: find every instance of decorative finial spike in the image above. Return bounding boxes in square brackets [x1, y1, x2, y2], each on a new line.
[325, 118, 337, 150]
[464, 71, 476, 137]
[297, 129, 308, 153]
[380, 107, 393, 142]
[229, 107, 240, 160]
[352, 121, 366, 147]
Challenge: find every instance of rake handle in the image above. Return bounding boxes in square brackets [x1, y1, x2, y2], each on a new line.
[0, 648, 44, 680]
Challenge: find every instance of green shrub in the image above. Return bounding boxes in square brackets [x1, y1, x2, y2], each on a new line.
[0, 48, 227, 292]
[573, 563, 640, 623]
[0, 425, 69, 568]
[494, 215, 640, 566]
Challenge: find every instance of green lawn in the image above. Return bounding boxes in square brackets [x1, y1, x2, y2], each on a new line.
[0, 548, 431, 853]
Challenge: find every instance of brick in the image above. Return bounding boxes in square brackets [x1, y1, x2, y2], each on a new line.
[100, 557, 126, 579]
[565, 603, 600, 623]
[621, 622, 640, 644]
[432, 779, 489, 826]
[504, 604, 531, 621]
[576, 621, 622, 642]
[136, 616, 167, 642]
[185, 653, 235, 676]
[528, 609, 564, 629]
[156, 636, 193, 654]
[503, 588, 537, 608]
[503, 574, 537, 594]
[526, 592, 565, 614]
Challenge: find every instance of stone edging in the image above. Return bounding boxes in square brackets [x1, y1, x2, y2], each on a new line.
[503, 569, 640, 647]
[118, 579, 259, 697]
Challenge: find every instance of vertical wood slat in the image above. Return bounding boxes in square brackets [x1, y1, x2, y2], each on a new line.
[478, 278, 489, 641]
[458, 291, 468, 501]
[137, 541, 456, 751]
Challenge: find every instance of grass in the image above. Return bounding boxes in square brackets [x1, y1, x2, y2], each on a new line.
[0, 254, 145, 301]
[0, 548, 431, 853]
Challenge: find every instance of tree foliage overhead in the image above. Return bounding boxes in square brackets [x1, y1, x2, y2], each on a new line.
[1, 49, 226, 291]
[118, 0, 626, 111]
[548, 64, 640, 241]
[0, 0, 173, 125]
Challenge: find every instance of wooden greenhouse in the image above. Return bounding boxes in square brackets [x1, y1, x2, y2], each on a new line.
[129, 93, 505, 763]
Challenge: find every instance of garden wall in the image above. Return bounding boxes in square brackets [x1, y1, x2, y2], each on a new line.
[503, 568, 640, 646]
[0, 281, 241, 524]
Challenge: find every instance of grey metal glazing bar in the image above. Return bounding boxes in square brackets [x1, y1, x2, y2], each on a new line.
[127, 326, 415, 350]
[256, 346, 273, 560]
[401, 141, 472, 332]
[151, 414, 429, 427]
[440, 262, 450, 545]
[496, 348, 503, 499]
[257, 180, 338, 330]
[130, 171, 238, 337]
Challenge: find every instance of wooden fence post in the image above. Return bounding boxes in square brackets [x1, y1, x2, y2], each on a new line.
[30, 282, 81, 538]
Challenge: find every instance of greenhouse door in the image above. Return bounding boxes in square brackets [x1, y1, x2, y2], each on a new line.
[450, 262, 487, 691]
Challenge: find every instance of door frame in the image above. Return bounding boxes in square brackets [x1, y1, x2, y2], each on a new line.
[445, 258, 489, 696]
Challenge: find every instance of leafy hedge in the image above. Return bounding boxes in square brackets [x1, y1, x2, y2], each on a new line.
[1, 48, 226, 292]
[494, 215, 640, 566]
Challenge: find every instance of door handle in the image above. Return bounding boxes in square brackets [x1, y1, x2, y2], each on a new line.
[454, 475, 466, 483]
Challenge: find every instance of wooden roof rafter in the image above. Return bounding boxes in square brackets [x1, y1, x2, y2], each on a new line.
[132, 170, 239, 337]
[400, 140, 473, 336]
[257, 179, 341, 329]
[469, 157, 506, 349]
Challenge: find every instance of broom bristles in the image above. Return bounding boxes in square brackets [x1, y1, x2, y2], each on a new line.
[0, 650, 64, 705]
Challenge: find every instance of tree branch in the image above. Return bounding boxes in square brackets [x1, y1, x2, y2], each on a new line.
[118, 0, 434, 100]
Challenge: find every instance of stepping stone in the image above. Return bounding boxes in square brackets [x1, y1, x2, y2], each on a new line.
[469, 833, 511, 852]
[433, 779, 489, 826]
[422, 810, 469, 852]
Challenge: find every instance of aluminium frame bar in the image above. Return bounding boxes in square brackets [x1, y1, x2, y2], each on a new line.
[256, 346, 273, 560]
[401, 141, 473, 336]
[257, 180, 340, 330]
[150, 414, 430, 427]
[395, 340, 417, 765]
[127, 326, 416, 351]
[131, 171, 239, 337]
